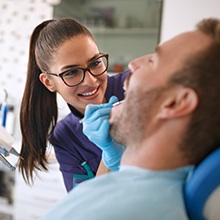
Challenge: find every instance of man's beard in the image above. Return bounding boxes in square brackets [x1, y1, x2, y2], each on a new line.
[110, 86, 166, 147]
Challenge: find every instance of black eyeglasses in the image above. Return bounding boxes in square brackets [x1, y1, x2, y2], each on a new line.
[44, 53, 109, 87]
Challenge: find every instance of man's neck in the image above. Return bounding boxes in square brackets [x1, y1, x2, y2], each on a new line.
[121, 121, 190, 170]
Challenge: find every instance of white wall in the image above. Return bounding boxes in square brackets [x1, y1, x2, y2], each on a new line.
[0, 0, 56, 140]
[160, 0, 220, 42]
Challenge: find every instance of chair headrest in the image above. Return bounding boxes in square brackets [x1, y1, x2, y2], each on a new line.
[184, 148, 220, 220]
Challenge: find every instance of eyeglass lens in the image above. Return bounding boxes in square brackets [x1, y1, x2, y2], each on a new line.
[62, 56, 108, 86]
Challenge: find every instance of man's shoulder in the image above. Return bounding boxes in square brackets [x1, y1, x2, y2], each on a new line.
[45, 169, 188, 220]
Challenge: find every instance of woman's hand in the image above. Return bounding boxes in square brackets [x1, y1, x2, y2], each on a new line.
[82, 96, 125, 171]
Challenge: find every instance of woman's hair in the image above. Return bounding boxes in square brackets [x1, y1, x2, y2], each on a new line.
[19, 18, 95, 184]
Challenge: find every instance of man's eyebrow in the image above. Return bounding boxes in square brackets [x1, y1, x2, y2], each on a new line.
[155, 45, 160, 54]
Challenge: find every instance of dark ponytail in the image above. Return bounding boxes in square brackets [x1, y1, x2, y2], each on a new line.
[19, 20, 58, 184]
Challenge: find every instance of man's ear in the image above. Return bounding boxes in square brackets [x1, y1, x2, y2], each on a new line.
[157, 87, 198, 119]
[39, 73, 56, 92]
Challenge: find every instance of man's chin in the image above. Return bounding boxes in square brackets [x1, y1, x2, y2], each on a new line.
[110, 128, 123, 146]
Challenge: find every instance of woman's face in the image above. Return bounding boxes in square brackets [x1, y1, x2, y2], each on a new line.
[40, 35, 107, 114]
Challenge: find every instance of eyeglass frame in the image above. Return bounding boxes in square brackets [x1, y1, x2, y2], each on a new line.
[44, 53, 109, 87]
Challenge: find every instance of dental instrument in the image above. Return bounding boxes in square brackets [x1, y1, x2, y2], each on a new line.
[0, 125, 23, 171]
[79, 100, 125, 124]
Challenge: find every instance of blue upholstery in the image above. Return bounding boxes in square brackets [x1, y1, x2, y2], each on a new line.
[184, 148, 220, 220]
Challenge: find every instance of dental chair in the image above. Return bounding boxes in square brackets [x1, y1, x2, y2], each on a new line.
[184, 148, 220, 220]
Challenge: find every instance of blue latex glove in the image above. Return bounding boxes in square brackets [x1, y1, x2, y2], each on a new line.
[82, 96, 125, 171]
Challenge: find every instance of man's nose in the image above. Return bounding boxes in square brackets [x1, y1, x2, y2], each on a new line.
[128, 56, 146, 72]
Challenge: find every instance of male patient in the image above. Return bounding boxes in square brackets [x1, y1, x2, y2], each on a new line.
[41, 18, 220, 220]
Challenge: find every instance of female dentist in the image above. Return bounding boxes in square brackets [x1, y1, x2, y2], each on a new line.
[18, 18, 129, 192]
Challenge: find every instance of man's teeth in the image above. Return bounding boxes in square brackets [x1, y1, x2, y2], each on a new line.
[81, 88, 97, 96]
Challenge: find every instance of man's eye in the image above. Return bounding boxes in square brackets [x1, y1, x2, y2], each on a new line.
[149, 58, 153, 63]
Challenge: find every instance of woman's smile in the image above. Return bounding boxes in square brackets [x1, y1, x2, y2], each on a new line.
[78, 85, 100, 100]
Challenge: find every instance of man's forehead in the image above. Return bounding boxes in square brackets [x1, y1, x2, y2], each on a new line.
[157, 30, 212, 55]
[151, 31, 212, 80]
